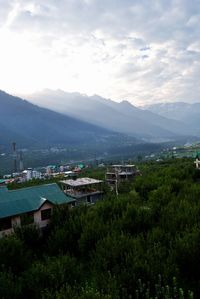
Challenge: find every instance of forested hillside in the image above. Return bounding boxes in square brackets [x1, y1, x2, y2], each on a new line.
[0, 159, 200, 298]
[0, 90, 133, 149]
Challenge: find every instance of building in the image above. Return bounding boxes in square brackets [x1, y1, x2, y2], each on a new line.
[22, 168, 42, 181]
[0, 183, 75, 237]
[60, 177, 103, 205]
[64, 171, 77, 178]
[106, 164, 138, 194]
[194, 153, 200, 169]
[106, 164, 138, 184]
[32, 170, 42, 179]
[46, 165, 57, 175]
[0, 179, 6, 186]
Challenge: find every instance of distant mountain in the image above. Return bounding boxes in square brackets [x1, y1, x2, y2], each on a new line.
[24, 89, 197, 141]
[0, 90, 133, 149]
[143, 102, 200, 135]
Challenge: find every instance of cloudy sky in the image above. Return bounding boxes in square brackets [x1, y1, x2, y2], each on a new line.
[0, 0, 200, 105]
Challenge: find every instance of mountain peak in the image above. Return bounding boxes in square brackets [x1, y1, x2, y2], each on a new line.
[0, 90, 116, 148]
[119, 100, 138, 110]
[120, 100, 133, 106]
[19, 90, 198, 140]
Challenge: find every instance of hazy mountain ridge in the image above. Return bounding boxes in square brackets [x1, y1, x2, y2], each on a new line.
[0, 90, 135, 149]
[1, 89, 198, 153]
[25, 89, 197, 141]
[143, 102, 200, 134]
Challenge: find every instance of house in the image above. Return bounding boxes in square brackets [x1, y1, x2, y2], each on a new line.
[60, 177, 103, 205]
[0, 179, 6, 186]
[0, 183, 75, 237]
[106, 164, 138, 194]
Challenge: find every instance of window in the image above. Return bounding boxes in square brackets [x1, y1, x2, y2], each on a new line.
[0, 217, 12, 231]
[41, 208, 52, 221]
[86, 195, 91, 203]
[71, 201, 76, 207]
[21, 212, 34, 226]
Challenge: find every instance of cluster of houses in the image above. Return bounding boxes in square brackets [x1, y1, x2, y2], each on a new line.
[1, 163, 84, 185]
[1, 155, 200, 237]
[0, 164, 139, 237]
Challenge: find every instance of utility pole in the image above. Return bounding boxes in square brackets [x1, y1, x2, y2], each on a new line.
[115, 169, 119, 196]
[12, 142, 17, 173]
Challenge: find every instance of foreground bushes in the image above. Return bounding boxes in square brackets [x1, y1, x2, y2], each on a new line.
[0, 159, 199, 298]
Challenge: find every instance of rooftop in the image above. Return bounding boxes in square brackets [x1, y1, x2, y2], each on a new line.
[0, 179, 6, 184]
[0, 183, 74, 219]
[61, 177, 103, 187]
[112, 164, 136, 168]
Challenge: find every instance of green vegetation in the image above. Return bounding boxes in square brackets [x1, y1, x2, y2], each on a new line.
[7, 176, 65, 190]
[0, 158, 200, 298]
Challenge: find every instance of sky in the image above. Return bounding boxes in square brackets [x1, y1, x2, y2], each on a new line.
[0, 0, 200, 106]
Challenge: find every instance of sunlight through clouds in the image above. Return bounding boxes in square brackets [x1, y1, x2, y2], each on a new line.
[0, 0, 200, 104]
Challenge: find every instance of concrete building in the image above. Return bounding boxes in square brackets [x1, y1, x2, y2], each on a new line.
[60, 177, 103, 205]
[106, 164, 138, 194]
[27, 168, 33, 181]
[22, 169, 42, 181]
[46, 165, 57, 175]
[64, 171, 77, 178]
[32, 170, 41, 179]
[60, 165, 64, 172]
[0, 183, 75, 237]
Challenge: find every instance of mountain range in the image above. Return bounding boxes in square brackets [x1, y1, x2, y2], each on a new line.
[1, 89, 199, 152]
[0, 90, 131, 150]
[25, 89, 198, 141]
[142, 102, 200, 132]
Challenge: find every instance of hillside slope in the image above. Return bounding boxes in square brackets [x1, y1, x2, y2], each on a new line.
[0, 90, 130, 149]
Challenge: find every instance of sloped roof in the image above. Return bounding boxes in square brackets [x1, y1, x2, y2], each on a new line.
[0, 179, 6, 184]
[0, 183, 74, 219]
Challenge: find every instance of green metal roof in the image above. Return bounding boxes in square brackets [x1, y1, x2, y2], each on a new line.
[78, 164, 85, 169]
[0, 183, 74, 219]
[195, 152, 200, 159]
[0, 179, 6, 184]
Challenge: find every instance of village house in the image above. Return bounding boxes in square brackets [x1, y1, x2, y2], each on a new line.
[0, 183, 75, 237]
[60, 177, 103, 205]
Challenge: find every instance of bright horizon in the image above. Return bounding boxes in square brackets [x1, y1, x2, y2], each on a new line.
[1, 1, 200, 106]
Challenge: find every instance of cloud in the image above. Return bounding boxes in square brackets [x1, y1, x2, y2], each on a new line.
[0, 0, 200, 105]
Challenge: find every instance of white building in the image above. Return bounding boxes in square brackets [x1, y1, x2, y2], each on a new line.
[194, 154, 200, 169]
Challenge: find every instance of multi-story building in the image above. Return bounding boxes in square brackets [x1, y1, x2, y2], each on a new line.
[60, 177, 103, 205]
[106, 164, 138, 194]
